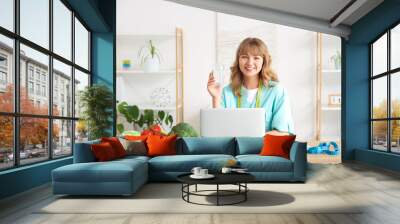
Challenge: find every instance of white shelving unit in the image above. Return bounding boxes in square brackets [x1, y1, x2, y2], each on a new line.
[116, 28, 184, 132]
[316, 33, 341, 148]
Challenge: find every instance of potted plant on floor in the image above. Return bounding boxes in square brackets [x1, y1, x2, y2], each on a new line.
[79, 84, 113, 140]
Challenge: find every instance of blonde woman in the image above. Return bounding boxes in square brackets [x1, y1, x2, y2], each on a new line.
[207, 37, 294, 135]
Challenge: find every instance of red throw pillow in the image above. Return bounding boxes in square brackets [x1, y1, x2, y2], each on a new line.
[146, 134, 177, 157]
[91, 142, 117, 161]
[260, 134, 296, 159]
[101, 137, 127, 158]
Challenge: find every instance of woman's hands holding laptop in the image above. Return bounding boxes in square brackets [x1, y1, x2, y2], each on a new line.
[207, 72, 222, 108]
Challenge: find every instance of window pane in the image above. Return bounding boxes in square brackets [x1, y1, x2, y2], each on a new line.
[391, 120, 400, 153]
[53, 0, 71, 60]
[391, 72, 400, 118]
[20, 117, 49, 165]
[75, 18, 89, 69]
[0, 34, 14, 112]
[372, 121, 388, 151]
[75, 120, 88, 143]
[392, 24, 400, 70]
[372, 33, 387, 76]
[74, 69, 89, 118]
[20, 44, 49, 115]
[20, 0, 49, 49]
[0, 116, 13, 170]
[53, 59, 72, 117]
[53, 119, 72, 158]
[372, 77, 387, 119]
[0, 0, 14, 31]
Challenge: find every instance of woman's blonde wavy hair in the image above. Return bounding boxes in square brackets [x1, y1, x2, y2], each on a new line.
[230, 37, 278, 97]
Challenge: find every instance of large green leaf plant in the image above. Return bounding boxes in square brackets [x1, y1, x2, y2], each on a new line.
[117, 101, 173, 134]
[79, 84, 113, 140]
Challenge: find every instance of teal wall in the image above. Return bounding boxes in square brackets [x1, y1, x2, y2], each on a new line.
[0, 0, 116, 200]
[344, 0, 400, 171]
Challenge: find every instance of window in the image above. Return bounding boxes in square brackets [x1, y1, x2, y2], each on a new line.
[0, 54, 7, 89]
[75, 18, 89, 70]
[20, 0, 49, 49]
[28, 67, 34, 80]
[0, 0, 91, 170]
[42, 85, 46, 97]
[35, 70, 41, 81]
[0, 35, 13, 113]
[0, 71, 6, 85]
[0, 0, 14, 32]
[28, 81, 34, 94]
[35, 83, 40, 95]
[371, 23, 400, 154]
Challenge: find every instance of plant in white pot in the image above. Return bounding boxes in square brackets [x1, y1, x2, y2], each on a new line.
[138, 40, 162, 72]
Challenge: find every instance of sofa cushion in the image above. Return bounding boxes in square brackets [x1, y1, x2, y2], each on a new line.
[52, 158, 147, 183]
[236, 155, 293, 172]
[177, 137, 236, 155]
[91, 142, 118, 161]
[73, 140, 100, 163]
[260, 134, 296, 159]
[148, 154, 235, 172]
[236, 137, 263, 155]
[101, 137, 127, 158]
[147, 134, 177, 157]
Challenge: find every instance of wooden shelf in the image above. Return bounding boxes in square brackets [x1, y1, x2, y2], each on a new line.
[322, 69, 341, 73]
[321, 106, 341, 111]
[117, 34, 175, 42]
[117, 70, 176, 77]
[137, 105, 176, 111]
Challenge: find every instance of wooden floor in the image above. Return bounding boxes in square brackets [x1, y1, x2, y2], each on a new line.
[1, 162, 400, 224]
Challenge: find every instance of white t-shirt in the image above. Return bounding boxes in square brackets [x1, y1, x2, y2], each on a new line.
[246, 88, 258, 103]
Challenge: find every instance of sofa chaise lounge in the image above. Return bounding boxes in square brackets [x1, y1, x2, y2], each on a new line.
[52, 137, 307, 196]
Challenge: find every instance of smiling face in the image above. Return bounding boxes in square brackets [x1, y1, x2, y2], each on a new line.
[238, 52, 264, 78]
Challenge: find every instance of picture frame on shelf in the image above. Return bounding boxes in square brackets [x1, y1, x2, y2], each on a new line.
[328, 94, 341, 106]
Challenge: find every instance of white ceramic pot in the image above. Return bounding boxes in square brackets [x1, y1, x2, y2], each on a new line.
[142, 57, 160, 73]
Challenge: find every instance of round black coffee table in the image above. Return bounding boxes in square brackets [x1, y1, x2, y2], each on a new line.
[177, 173, 255, 206]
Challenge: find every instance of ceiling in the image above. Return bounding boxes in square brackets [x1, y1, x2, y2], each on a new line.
[165, 0, 384, 38]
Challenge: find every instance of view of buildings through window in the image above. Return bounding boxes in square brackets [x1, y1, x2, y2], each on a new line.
[371, 23, 400, 153]
[0, 0, 90, 170]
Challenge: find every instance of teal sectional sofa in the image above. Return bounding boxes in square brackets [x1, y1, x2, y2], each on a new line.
[52, 137, 307, 196]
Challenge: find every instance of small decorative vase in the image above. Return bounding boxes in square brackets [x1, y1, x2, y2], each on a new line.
[122, 59, 131, 70]
[142, 57, 160, 73]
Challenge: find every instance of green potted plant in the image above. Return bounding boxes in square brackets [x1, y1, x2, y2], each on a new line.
[117, 101, 173, 134]
[330, 50, 341, 70]
[169, 122, 199, 137]
[79, 84, 113, 140]
[138, 40, 162, 72]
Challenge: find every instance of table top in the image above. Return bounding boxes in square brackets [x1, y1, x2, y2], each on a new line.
[177, 172, 255, 185]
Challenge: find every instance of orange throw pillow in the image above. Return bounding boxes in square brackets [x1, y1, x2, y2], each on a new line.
[101, 137, 127, 158]
[91, 142, 117, 162]
[260, 134, 296, 159]
[146, 134, 177, 157]
[125, 135, 149, 142]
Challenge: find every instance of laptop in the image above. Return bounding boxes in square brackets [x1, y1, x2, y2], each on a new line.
[200, 108, 266, 137]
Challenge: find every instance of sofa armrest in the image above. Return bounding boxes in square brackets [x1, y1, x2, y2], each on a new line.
[289, 141, 307, 182]
[73, 140, 100, 163]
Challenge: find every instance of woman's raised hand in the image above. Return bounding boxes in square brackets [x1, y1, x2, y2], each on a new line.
[207, 71, 221, 99]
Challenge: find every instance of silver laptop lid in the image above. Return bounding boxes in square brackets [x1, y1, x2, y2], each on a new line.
[200, 108, 265, 137]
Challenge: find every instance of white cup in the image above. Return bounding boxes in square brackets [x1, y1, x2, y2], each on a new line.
[191, 167, 202, 176]
[200, 169, 208, 176]
[221, 167, 232, 174]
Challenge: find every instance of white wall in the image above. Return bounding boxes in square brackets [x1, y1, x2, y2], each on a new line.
[117, 0, 340, 142]
[117, 0, 216, 132]
[216, 13, 317, 141]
